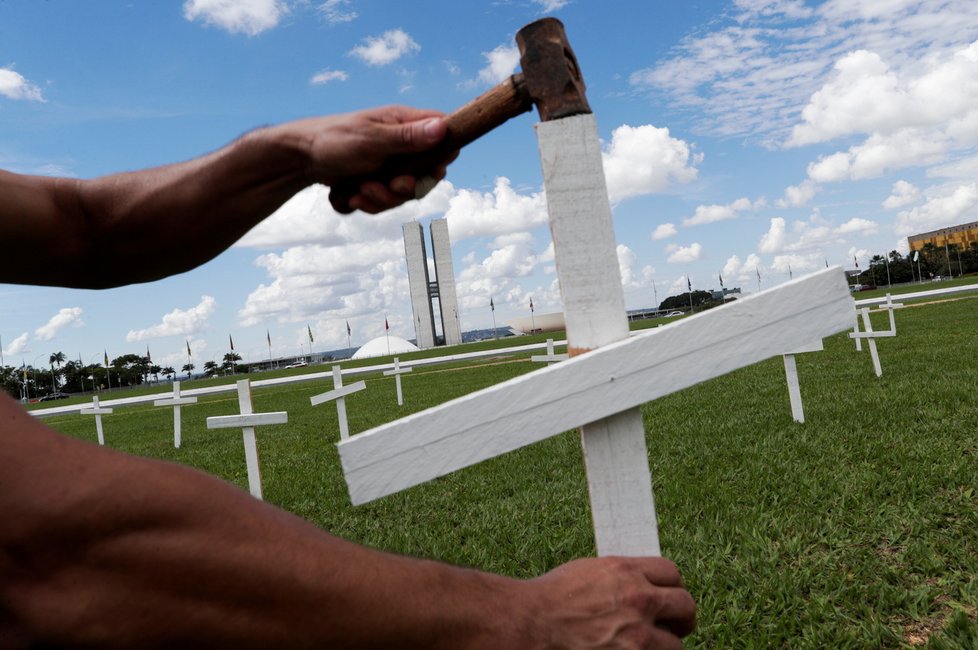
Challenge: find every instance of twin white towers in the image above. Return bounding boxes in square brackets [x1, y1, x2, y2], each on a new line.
[402, 218, 462, 348]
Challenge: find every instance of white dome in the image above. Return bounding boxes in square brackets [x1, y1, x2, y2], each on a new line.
[351, 335, 420, 360]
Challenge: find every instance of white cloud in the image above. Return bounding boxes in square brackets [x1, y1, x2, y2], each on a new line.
[771, 252, 823, 275]
[779, 180, 819, 207]
[805, 128, 947, 182]
[665, 242, 703, 263]
[0, 68, 44, 102]
[602, 124, 701, 203]
[894, 182, 978, 236]
[617, 244, 639, 287]
[310, 68, 348, 85]
[318, 0, 357, 24]
[444, 177, 548, 241]
[182, 0, 286, 36]
[3, 332, 29, 356]
[651, 223, 678, 240]
[350, 29, 420, 66]
[758, 217, 786, 253]
[35, 307, 84, 341]
[533, 0, 569, 11]
[477, 45, 520, 86]
[883, 180, 920, 209]
[126, 296, 217, 342]
[682, 197, 754, 226]
[722, 255, 743, 279]
[836, 218, 878, 235]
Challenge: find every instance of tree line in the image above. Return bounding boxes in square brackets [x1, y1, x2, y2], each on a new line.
[853, 242, 978, 287]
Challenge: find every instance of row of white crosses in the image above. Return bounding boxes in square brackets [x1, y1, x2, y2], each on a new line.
[336, 111, 857, 557]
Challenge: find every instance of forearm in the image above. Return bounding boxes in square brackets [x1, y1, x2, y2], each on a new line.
[0, 397, 527, 648]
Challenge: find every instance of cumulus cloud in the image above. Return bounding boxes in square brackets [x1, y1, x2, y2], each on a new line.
[836, 218, 878, 235]
[350, 29, 420, 66]
[533, 0, 569, 11]
[477, 45, 520, 85]
[445, 177, 547, 241]
[894, 182, 978, 236]
[682, 197, 755, 226]
[758, 217, 786, 253]
[310, 68, 348, 85]
[126, 296, 217, 342]
[665, 242, 703, 263]
[778, 180, 819, 208]
[602, 124, 701, 203]
[883, 180, 921, 209]
[35, 307, 83, 341]
[651, 223, 678, 240]
[0, 68, 44, 102]
[3, 332, 29, 356]
[805, 128, 947, 182]
[183, 0, 286, 36]
[617, 244, 640, 287]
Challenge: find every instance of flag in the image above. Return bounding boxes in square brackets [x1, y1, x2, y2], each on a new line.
[307, 324, 314, 344]
[229, 334, 234, 351]
[186, 339, 192, 357]
[788, 264, 793, 279]
[146, 346, 151, 362]
[913, 250, 919, 262]
[266, 330, 272, 347]
[490, 296, 495, 312]
[825, 257, 829, 268]
[104, 350, 109, 367]
[854, 256, 859, 270]
[687, 276, 692, 292]
[756, 267, 761, 281]
[346, 320, 351, 337]
[718, 273, 724, 288]
[385, 317, 389, 332]
[529, 297, 534, 312]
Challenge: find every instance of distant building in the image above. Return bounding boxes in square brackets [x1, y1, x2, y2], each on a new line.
[908, 220, 978, 252]
[402, 219, 462, 349]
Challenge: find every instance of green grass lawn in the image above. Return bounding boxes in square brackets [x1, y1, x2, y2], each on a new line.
[43, 294, 978, 647]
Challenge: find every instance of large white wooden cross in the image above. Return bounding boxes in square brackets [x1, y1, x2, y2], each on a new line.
[338, 110, 854, 558]
[310, 365, 367, 441]
[79, 395, 113, 446]
[153, 380, 198, 448]
[206, 379, 288, 499]
[383, 357, 412, 406]
[338, 268, 854, 555]
[531, 338, 568, 366]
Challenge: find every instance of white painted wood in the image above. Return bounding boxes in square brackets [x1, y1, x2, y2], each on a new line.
[310, 366, 366, 440]
[853, 282, 978, 306]
[531, 339, 569, 366]
[783, 354, 805, 423]
[852, 321, 863, 351]
[79, 395, 113, 446]
[205, 379, 288, 500]
[873, 293, 905, 333]
[383, 357, 412, 406]
[153, 381, 198, 448]
[858, 308, 883, 377]
[535, 114, 657, 557]
[787, 340, 824, 354]
[340, 268, 854, 519]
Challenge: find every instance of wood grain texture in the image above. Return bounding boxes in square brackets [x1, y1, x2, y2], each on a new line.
[339, 267, 855, 506]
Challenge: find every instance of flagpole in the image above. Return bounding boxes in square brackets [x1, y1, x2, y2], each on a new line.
[385, 315, 390, 356]
[687, 276, 694, 313]
[652, 280, 658, 317]
[490, 297, 497, 339]
[346, 321, 352, 358]
[884, 253, 891, 287]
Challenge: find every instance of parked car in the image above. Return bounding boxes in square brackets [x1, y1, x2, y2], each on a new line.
[284, 360, 308, 369]
[664, 311, 684, 317]
[39, 392, 70, 401]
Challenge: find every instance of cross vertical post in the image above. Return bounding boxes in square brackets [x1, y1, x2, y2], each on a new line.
[536, 113, 659, 557]
[80, 395, 113, 446]
[153, 380, 198, 448]
[383, 357, 412, 406]
[531, 338, 568, 366]
[310, 365, 367, 440]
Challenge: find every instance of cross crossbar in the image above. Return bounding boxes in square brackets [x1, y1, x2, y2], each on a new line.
[531, 338, 568, 365]
[310, 365, 367, 440]
[338, 267, 854, 506]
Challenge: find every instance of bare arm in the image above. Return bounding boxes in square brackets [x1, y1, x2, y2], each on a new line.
[0, 106, 452, 289]
[0, 394, 694, 648]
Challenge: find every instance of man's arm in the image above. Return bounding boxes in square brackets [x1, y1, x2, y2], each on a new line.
[0, 106, 451, 289]
[0, 393, 694, 648]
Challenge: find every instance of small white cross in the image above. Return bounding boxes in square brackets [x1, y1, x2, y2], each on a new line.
[206, 379, 288, 500]
[79, 395, 113, 446]
[310, 365, 367, 440]
[153, 381, 198, 448]
[531, 339, 568, 366]
[383, 357, 413, 406]
[849, 307, 893, 377]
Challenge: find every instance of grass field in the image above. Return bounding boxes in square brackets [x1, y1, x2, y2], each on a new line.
[42, 290, 978, 647]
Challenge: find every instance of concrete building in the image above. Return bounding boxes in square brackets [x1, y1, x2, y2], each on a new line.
[402, 218, 462, 348]
[908, 220, 978, 253]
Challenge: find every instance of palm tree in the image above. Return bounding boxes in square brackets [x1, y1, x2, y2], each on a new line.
[49, 351, 66, 392]
[181, 363, 195, 380]
[222, 352, 242, 374]
[149, 364, 162, 383]
[203, 360, 219, 376]
[162, 366, 176, 382]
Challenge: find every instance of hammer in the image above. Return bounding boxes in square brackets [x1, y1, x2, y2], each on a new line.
[330, 18, 590, 213]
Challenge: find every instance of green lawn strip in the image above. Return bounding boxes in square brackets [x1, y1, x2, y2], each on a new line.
[42, 298, 978, 645]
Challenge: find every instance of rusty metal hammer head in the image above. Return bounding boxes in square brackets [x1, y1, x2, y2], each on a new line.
[516, 17, 591, 122]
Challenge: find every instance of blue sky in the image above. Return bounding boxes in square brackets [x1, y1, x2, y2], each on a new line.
[3, 0, 978, 371]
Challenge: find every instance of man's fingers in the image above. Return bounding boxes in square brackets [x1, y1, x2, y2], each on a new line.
[651, 586, 697, 638]
[393, 116, 447, 152]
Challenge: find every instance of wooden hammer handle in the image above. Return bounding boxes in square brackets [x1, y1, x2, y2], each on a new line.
[330, 73, 531, 213]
